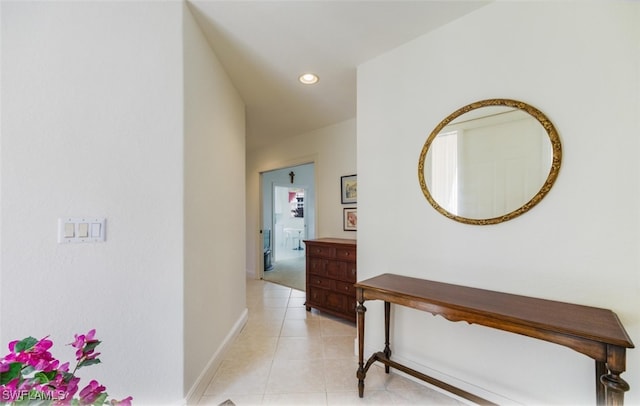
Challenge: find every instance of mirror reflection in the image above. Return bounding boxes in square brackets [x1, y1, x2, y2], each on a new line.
[418, 99, 561, 225]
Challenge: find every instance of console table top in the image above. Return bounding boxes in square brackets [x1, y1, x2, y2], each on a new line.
[355, 273, 634, 348]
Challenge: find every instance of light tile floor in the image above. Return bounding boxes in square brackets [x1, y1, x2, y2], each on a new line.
[197, 279, 464, 406]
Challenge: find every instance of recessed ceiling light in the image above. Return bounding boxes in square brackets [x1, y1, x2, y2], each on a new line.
[298, 73, 319, 85]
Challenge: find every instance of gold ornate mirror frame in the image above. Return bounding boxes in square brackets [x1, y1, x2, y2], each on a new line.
[418, 99, 562, 225]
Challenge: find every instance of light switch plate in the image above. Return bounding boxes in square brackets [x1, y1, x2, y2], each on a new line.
[58, 217, 106, 243]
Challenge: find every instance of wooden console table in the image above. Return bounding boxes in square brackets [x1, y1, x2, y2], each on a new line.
[355, 273, 634, 405]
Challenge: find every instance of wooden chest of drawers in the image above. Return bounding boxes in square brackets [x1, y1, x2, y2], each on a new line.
[304, 238, 357, 323]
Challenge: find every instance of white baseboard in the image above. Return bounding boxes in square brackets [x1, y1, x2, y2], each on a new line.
[183, 308, 249, 405]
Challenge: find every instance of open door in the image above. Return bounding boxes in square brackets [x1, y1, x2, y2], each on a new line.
[259, 163, 315, 290]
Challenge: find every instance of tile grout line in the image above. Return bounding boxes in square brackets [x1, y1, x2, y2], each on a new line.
[261, 285, 293, 403]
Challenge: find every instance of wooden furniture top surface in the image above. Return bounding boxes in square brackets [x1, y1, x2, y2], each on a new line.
[355, 273, 634, 348]
[304, 238, 356, 246]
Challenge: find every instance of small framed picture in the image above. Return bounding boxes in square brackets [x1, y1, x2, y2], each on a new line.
[341, 174, 357, 204]
[343, 208, 357, 231]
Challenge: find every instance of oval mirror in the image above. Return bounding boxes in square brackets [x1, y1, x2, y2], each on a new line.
[418, 99, 562, 225]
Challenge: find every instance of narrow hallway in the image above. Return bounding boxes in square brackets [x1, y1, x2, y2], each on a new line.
[197, 279, 462, 405]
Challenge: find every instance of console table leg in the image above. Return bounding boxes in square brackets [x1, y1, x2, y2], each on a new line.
[384, 301, 391, 373]
[600, 345, 629, 405]
[601, 373, 629, 405]
[356, 295, 367, 398]
[596, 361, 606, 406]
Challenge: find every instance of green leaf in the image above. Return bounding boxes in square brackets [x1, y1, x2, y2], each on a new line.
[83, 340, 101, 353]
[35, 371, 48, 383]
[62, 371, 75, 383]
[15, 336, 38, 352]
[78, 358, 101, 369]
[34, 370, 56, 384]
[92, 392, 108, 405]
[23, 390, 52, 405]
[0, 362, 23, 384]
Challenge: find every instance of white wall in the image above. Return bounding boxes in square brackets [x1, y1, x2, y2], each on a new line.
[1, 1, 247, 404]
[246, 119, 357, 277]
[358, 2, 639, 405]
[1, 1, 184, 402]
[183, 2, 246, 401]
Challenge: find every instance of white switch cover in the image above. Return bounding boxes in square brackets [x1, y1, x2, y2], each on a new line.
[58, 217, 106, 243]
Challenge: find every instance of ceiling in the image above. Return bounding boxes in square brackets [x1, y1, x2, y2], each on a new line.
[187, 1, 490, 150]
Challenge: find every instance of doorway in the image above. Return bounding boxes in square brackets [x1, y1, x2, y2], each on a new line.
[261, 163, 315, 291]
[273, 186, 306, 261]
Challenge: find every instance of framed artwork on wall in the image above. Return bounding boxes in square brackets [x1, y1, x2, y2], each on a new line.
[343, 208, 357, 231]
[341, 174, 357, 204]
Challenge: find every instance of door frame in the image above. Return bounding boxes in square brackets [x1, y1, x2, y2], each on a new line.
[258, 159, 317, 280]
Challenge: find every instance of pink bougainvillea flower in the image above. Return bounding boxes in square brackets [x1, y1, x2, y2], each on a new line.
[71, 329, 95, 349]
[71, 329, 101, 362]
[2, 335, 58, 372]
[110, 396, 134, 406]
[85, 329, 96, 341]
[78, 379, 106, 405]
[71, 334, 85, 349]
[0, 385, 20, 401]
[35, 336, 54, 352]
[1, 378, 38, 401]
[7, 339, 19, 352]
[2, 330, 131, 405]
[85, 351, 101, 360]
[72, 329, 96, 348]
[58, 361, 70, 372]
[2, 377, 20, 392]
[48, 373, 80, 402]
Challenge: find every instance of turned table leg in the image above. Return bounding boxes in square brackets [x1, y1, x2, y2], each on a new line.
[356, 289, 367, 398]
[596, 360, 607, 406]
[384, 301, 391, 373]
[601, 374, 630, 405]
[600, 345, 629, 405]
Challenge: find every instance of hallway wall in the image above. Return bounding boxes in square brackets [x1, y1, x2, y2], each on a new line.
[1, 2, 247, 404]
[1, 1, 185, 403]
[183, 2, 246, 399]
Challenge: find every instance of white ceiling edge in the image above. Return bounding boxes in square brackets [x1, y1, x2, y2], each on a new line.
[187, 1, 492, 149]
